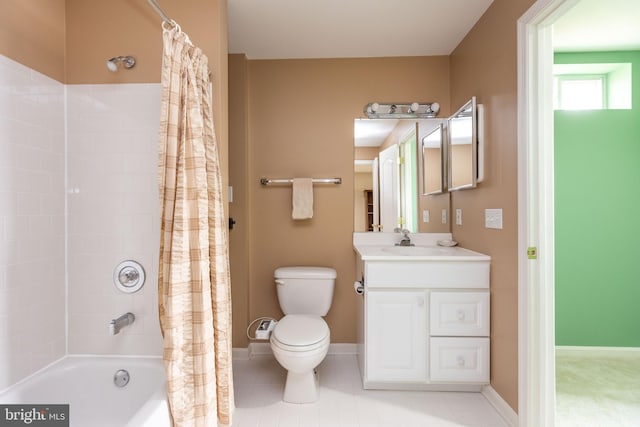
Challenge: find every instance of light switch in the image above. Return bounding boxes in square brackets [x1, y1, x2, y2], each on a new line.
[423, 210, 430, 223]
[485, 209, 503, 229]
[441, 208, 447, 224]
[455, 209, 462, 225]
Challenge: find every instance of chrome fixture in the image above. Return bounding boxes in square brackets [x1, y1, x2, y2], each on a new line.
[364, 102, 440, 119]
[394, 228, 414, 247]
[109, 312, 135, 335]
[113, 260, 145, 294]
[113, 369, 130, 388]
[106, 56, 136, 72]
[147, 0, 175, 26]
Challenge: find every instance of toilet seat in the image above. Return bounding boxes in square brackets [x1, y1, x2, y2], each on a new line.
[271, 315, 329, 352]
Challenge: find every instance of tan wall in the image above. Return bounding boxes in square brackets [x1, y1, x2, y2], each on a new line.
[0, 0, 66, 82]
[449, 0, 537, 411]
[228, 54, 250, 347]
[231, 57, 450, 343]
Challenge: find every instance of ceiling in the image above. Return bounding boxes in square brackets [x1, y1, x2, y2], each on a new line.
[228, 0, 494, 59]
[228, 0, 640, 60]
[553, 0, 640, 52]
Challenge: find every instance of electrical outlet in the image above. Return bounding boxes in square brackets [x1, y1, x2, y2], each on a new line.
[456, 209, 462, 225]
[441, 208, 447, 224]
[423, 210, 430, 223]
[255, 319, 277, 340]
[485, 208, 503, 229]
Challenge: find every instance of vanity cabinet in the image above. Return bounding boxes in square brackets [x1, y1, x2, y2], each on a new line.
[366, 290, 427, 382]
[355, 244, 490, 391]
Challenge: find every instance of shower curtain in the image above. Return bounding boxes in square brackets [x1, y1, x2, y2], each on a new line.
[157, 24, 233, 427]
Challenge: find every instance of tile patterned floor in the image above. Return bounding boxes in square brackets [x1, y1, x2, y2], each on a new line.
[232, 355, 509, 427]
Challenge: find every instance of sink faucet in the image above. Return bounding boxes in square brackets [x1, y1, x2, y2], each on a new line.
[109, 312, 135, 335]
[394, 228, 414, 246]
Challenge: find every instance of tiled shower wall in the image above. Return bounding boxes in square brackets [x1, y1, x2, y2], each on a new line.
[66, 84, 162, 355]
[0, 55, 163, 390]
[0, 56, 66, 390]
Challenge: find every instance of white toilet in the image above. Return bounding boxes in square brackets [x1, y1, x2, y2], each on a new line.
[270, 266, 336, 403]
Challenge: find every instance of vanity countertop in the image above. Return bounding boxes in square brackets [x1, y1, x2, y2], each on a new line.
[353, 232, 490, 261]
[354, 244, 490, 262]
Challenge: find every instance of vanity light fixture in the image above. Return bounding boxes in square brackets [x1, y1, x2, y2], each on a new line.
[364, 102, 440, 119]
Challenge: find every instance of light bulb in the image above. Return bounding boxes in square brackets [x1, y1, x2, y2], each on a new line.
[106, 59, 118, 72]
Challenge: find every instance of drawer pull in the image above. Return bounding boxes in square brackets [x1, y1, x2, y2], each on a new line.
[457, 309, 466, 321]
[457, 356, 465, 367]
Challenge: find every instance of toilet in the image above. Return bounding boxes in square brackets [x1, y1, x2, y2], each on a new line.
[270, 266, 336, 403]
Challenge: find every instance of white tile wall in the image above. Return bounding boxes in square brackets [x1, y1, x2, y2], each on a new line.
[66, 84, 162, 355]
[0, 55, 66, 390]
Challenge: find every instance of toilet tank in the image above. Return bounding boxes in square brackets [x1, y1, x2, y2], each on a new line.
[274, 266, 337, 316]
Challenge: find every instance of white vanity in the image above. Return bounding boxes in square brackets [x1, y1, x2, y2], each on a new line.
[354, 233, 490, 391]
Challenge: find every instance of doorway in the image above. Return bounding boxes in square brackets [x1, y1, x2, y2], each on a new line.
[518, 0, 640, 425]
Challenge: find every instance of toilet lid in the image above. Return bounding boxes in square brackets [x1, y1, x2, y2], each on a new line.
[272, 315, 329, 347]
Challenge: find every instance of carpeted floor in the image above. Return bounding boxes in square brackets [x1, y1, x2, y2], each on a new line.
[556, 349, 640, 427]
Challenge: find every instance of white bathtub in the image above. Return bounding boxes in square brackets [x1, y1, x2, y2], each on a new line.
[0, 356, 170, 427]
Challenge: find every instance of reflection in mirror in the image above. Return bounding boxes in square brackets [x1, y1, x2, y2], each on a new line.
[421, 124, 444, 195]
[448, 97, 477, 191]
[354, 119, 451, 233]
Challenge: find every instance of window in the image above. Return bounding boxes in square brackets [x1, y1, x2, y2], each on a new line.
[554, 75, 605, 110]
[553, 63, 631, 110]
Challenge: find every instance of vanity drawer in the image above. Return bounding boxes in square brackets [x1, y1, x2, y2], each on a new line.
[430, 291, 489, 336]
[429, 337, 489, 383]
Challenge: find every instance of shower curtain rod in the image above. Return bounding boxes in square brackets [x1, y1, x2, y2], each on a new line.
[147, 0, 174, 25]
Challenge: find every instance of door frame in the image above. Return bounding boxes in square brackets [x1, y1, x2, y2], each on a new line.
[517, 0, 579, 425]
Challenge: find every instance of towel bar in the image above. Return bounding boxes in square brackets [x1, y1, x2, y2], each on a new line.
[260, 178, 342, 186]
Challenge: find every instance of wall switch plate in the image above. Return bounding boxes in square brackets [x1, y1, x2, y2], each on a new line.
[423, 210, 430, 223]
[485, 209, 503, 229]
[441, 208, 447, 224]
[455, 209, 462, 225]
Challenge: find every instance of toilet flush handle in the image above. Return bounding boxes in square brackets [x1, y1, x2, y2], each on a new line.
[275, 279, 285, 286]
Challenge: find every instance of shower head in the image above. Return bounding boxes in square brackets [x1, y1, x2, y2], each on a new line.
[106, 56, 136, 72]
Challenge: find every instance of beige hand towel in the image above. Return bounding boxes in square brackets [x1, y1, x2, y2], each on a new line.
[292, 178, 313, 220]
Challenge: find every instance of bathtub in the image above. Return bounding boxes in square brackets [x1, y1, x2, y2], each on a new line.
[0, 356, 170, 427]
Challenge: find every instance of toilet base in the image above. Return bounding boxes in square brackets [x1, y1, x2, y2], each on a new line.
[283, 369, 319, 404]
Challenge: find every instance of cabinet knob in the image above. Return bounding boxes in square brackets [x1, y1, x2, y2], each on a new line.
[417, 296, 425, 307]
[457, 310, 465, 321]
[457, 356, 465, 367]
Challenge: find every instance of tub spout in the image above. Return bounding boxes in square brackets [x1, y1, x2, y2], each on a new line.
[110, 312, 135, 335]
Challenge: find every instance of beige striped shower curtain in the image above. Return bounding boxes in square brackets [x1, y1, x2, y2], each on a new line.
[157, 24, 234, 427]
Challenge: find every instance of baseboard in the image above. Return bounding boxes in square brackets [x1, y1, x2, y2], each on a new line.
[481, 385, 518, 427]
[556, 346, 640, 358]
[233, 343, 358, 359]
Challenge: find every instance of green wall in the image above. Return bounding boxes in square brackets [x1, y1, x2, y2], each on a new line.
[555, 51, 640, 347]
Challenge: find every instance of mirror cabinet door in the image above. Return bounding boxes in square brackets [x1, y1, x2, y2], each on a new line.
[420, 123, 444, 195]
[447, 97, 477, 191]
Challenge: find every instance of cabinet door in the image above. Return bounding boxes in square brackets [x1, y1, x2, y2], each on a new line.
[366, 290, 427, 382]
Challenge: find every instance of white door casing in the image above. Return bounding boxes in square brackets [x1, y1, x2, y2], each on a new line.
[517, 0, 579, 425]
[379, 144, 399, 232]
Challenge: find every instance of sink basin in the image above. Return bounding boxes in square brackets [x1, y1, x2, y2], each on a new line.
[381, 246, 453, 256]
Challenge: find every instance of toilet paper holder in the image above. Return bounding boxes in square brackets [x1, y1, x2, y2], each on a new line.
[354, 280, 364, 295]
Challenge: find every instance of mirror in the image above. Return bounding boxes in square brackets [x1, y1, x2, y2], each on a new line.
[354, 119, 450, 233]
[420, 123, 445, 195]
[448, 97, 483, 191]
